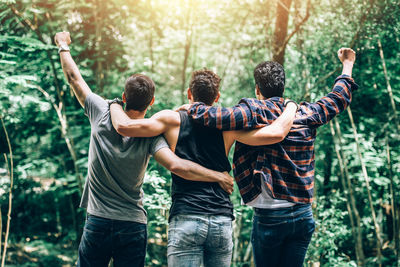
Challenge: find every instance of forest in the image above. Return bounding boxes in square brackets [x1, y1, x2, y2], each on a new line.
[0, 0, 400, 266]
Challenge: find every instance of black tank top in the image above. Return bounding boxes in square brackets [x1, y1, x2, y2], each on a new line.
[169, 111, 234, 221]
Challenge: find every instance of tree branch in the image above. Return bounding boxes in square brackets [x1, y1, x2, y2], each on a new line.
[0, 115, 13, 267]
[275, 0, 311, 58]
[35, 86, 83, 193]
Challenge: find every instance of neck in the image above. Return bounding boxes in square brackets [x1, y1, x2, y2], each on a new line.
[125, 109, 146, 119]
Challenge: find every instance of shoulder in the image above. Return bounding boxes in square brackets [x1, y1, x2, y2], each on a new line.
[152, 109, 180, 126]
[238, 97, 268, 108]
[85, 92, 108, 105]
[238, 97, 277, 112]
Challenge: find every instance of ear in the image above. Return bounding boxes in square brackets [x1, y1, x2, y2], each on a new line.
[149, 96, 155, 106]
[122, 92, 126, 103]
[214, 92, 220, 103]
[255, 85, 261, 98]
[187, 88, 193, 101]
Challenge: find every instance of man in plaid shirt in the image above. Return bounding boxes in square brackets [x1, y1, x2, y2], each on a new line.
[187, 48, 357, 267]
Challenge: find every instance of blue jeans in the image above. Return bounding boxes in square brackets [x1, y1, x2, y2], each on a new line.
[77, 214, 147, 267]
[251, 204, 315, 267]
[167, 214, 233, 267]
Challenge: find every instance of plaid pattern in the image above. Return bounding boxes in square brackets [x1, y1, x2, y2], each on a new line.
[188, 75, 358, 204]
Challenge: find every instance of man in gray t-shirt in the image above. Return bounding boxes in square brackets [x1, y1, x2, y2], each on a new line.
[55, 32, 234, 267]
[81, 92, 168, 224]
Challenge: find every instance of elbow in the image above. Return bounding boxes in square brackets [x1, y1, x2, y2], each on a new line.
[114, 123, 130, 136]
[270, 128, 287, 143]
[168, 161, 185, 176]
[66, 69, 79, 86]
[278, 128, 288, 141]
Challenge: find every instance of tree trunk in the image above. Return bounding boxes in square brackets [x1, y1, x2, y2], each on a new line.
[232, 214, 242, 264]
[330, 120, 365, 265]
[386, 137, 399, 266]
[68, 194, 79, 247]
[323, 147, 332, 195]
[378, 39, 400, 134]
[0, 117, 13, 267]
[0, 204, 2, 262]
[272, 0, 292, 65]
[36, 86, 84, 193]
[8, 5, 83, 194]
[180, 0, 194, 104]
[347, 107, 382, 265]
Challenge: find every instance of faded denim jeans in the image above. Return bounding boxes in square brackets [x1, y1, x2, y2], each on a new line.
[167, 214, 233, 267]
[251, 204, 315, 267]
[77, 214, 147, 267]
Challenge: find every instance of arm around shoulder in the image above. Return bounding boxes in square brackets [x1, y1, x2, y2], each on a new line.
[154, 147, 234, 194]
[230, 101, 297, 146]
[110, 107, 179, 137]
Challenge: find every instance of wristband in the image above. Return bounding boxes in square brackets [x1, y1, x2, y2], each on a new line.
[284, 100, 300, 111]
[58, 43, 70, 54]
[109, 98, 124, 107]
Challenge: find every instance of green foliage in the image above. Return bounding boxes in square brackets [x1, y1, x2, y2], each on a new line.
[1, 0, 400, 266]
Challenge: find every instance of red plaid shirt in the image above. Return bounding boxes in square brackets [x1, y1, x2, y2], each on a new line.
[187, 75, 358, 204]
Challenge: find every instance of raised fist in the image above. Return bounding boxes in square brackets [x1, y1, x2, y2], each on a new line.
[54, 32, 71, 47]
[337, 47, 356, 64]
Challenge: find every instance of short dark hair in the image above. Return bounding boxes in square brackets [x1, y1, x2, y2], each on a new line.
[189, 69, 221, 105]
[124, 74, 155, 111]
[253, 61, 285, 98]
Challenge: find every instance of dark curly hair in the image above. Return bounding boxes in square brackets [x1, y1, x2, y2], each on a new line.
[124, 74, 155, 111]
[189, 69, 221, 105]
[253, 61, 285, 98]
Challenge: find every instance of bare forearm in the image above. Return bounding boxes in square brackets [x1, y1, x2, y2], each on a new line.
[270, 102, 297, 136]
[341, 61, 354, 77]
[110, 104, 132, 133]
[111, 106, 172, 137]
[172, 159, 222, 182]
[154, 147, 234, 194]
[59, 51, 91, 107]
[233, 102, 297, 146]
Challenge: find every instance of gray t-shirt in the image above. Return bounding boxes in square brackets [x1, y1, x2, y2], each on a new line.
[79, 93, 169, 224]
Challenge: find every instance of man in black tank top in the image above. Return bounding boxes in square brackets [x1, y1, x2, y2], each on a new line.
[110, 70, 298, 266]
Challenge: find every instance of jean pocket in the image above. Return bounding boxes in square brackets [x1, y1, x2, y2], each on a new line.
[168, 219, 202, 247]
[85, 216, 110, 233]
[217, 222, 233, 250]
[253, 219, 287, 249]
[80, 227, 107, 256]
[298, 217, 315, 240]
[117, 228, 147, 255]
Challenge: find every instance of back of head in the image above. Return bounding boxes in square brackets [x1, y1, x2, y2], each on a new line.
[189, 69, 221, 105]
[253, 61, 285, 98]
[124, 74, 155, 111]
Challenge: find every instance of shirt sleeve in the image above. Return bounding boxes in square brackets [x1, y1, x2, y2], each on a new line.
[306, 75, 358, 127]
[187, 100, 262, 131]
[149, 135, 169, 156]
[84, 93, 109, 125]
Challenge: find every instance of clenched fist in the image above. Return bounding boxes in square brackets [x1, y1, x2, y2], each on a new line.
[54, 31, 71, 47]
[337, 47, 356, 64]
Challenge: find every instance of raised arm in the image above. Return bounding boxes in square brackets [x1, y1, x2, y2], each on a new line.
[154, 147, 234, 194]
[55, 32, 92, 108]
[308, 48, 357, 127]
[229, 101, 298, 146]
[110, 104, 179, 137]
